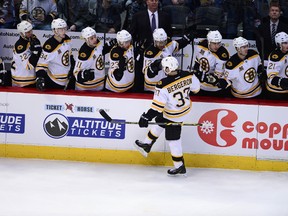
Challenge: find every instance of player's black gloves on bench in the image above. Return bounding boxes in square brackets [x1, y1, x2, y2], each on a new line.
[271, 76, 288, 90]
[78, 69, 95, 83]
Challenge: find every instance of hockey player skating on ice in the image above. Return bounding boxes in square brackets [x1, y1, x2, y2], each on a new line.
[73, 27, 116, 91]
[134, 56, 200, 176]
[11, 20, 42, 87]
[35, 18, 75, 90]
[105, 30, 135, 92]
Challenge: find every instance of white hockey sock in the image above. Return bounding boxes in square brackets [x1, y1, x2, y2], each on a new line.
[144, 125, 164, 144]
[168, 139, 183, 168]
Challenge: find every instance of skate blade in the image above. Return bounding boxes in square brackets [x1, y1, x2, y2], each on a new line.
[167, 173, 187, 177]
[133, 142, 148, 157]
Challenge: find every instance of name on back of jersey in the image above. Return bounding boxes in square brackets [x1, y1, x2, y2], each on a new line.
[167, 77, 192, 93]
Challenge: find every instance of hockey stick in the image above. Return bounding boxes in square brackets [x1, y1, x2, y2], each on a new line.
[189, 35, 195, 73]
[99, 109, 202, 126]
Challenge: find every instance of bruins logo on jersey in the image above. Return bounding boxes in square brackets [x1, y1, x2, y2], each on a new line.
[127, 57, 134, 73]
[199, 57, 210, 73]
[80, 52, 86, 58]
[222, 53, 228, 58]
[32, 7, 45, 21]
[45, 44, 51, 50]
[96, 55, 104, 70]
[244, 68, 256, 83]
[271, 54, 279, 60]
[62, 50, 70, 67]
[113, 53, 119, 58]
[17, 45, 23, 50]
[146, 51, 153, 56]
[227, 61, 233, 67]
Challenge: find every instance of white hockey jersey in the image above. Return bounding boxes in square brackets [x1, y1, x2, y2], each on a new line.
[73, 41, 105, 91]
[266, 49, 288, 94]
[224, 49, 262, 98]
[194, 39, 230, 92]
[105, 45, 135, 92]
[143, 40, 180, 92]
[151, 71, 200, 122]
[11, 36, 38, 87]
[19, 0, 57, 26]
[36, 35, 72, 86]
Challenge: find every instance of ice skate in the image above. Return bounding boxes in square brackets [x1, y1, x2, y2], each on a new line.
[134, 140, 152, 157]
[167, 165, 187, 177]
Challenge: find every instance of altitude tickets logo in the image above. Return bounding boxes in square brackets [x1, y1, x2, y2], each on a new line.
[0, 113, 25, 134]
[43, 113, 69, 139]
[43, 113, 125, 139]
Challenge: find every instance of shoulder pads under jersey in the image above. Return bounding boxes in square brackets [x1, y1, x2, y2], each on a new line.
[110, 46, 124, 61]
[269, 49, 286, 62]
[78, 43, 94, 61]
[144, 45, 160, 58]
[216, 46, 230, 61]
[225, 54, 242, 70]
[14, 37, 29, 54]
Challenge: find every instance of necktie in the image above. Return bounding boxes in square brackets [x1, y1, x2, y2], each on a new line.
[151, 13, 156, 32]
[271, 23, 276, 44]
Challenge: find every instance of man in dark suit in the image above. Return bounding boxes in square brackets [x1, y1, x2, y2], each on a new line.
[256, 2, 288, 60]
[129, 0, 172, 48]
[128, 0, 172, 92]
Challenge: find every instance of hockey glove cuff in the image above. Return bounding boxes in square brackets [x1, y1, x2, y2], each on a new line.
[138, 112, 150, 128]
[149, 59, 162, 75]
[272, 76, 288, 90]
[0, 69, 7, 86]
[36, 77, 45, 91]
[103, 38, 117, 54]
[203, 73, 219, 85]
[30, 37, 42, 55]
[216, 78, 230, 89]
[82, 69, 95, 82]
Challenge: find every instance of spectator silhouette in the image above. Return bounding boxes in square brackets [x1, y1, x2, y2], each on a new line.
[57, 0, 92, 32]
[0, 0, 16, 29]
[91, 0, 121, 33]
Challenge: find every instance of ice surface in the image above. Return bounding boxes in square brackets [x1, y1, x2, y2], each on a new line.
[0, 158, 287, 216]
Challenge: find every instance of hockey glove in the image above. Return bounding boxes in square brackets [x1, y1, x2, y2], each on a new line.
[81, 69, 95, 82]
[118, 56, 127, 71]
[135, 39, 147, 61]
[135, 39, 146, 53]
[109, 38, 117, 47]
[216, 78, 230, 89]
[44, 14, 53, 24]
[257, 65, 267, 83]
[30, 37, 42, 55]
[103, 38, 117, 55]
[138, 112, 150, 128]
[182, 33, 194, 43]
[203, 73, 219, 85]
[271, 76, 288, 90]
[192, 69, 203, 81]
[36, 77, 45, 91]
[0, 69, 7, 86]
[149, 59, 162, 75]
